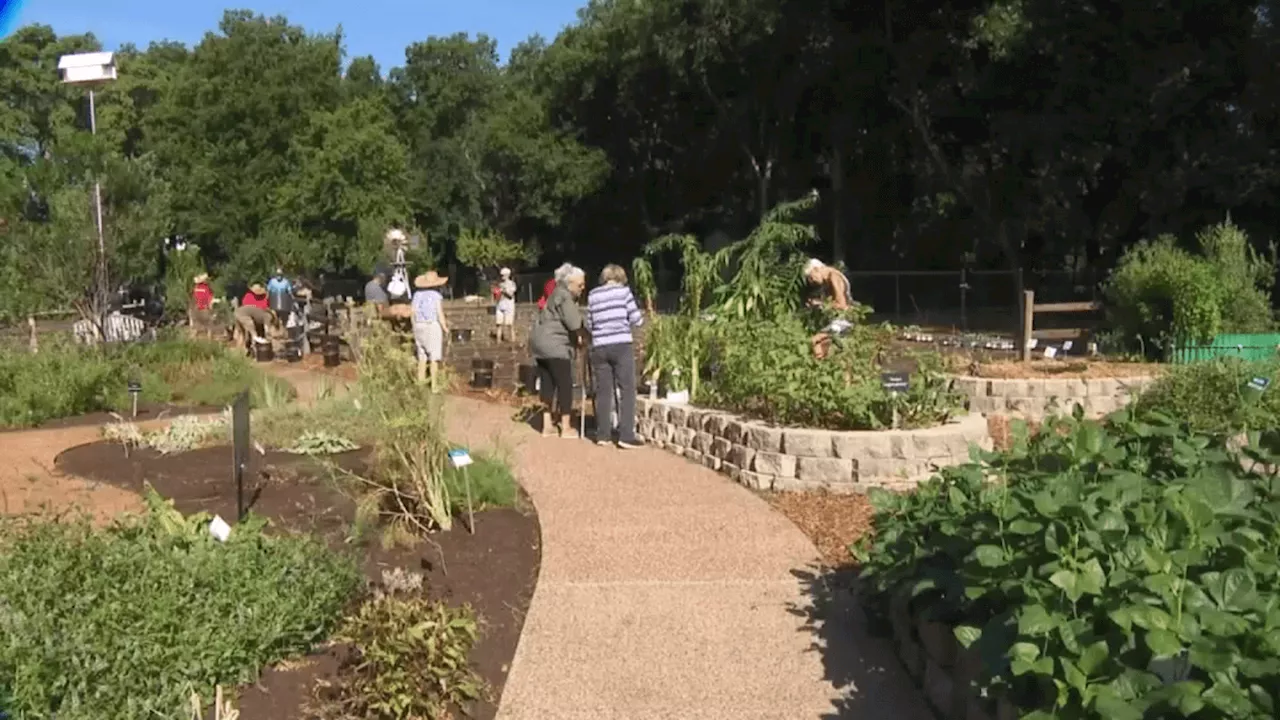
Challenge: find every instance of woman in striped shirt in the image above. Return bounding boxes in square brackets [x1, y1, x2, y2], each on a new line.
[584, 264, 645, 448]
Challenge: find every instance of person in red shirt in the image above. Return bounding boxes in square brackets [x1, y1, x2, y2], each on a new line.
[234, 282, 273, 350]
[190, 273, 215, 340]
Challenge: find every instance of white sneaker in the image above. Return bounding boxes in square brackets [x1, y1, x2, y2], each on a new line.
[253, 336, 268, 344]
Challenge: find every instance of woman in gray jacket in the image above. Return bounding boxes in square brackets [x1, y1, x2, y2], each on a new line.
[530, 266, 586, 437]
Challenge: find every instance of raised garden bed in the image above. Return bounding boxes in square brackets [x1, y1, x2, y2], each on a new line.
[949, 362, 1161, 420]
[54, 442, 540, 720]
[636, 397, 991, 492]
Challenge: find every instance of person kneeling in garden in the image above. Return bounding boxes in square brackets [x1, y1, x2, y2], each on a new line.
[804, 258, 855, 359]
[410, 271, 450, 391]
[234, 283, 274, 350]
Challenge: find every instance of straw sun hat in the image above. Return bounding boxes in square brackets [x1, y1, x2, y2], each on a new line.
[413, 271, 448, 289]
[193, 273, 209, 284]
[249, 283, 267, 295]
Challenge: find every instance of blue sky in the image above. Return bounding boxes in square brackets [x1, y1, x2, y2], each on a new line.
[11, 0, 588, 71]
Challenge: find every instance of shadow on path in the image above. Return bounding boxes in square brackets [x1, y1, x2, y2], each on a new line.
[790, 566, 934, 720]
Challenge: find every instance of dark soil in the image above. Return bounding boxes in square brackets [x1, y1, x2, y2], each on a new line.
[1, 402, 220, 432]
[54, 442, 541, 720]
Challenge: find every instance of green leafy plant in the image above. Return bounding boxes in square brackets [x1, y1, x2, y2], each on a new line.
[288, 430, 359, 455]
[1133, 357, 1280, 438]
[454, 226, 538, 274]
[348, 322, 455, 535]
[0, 487, 360, 720]
[854, 407, 1280, 719]
[145, 413, 230, 454]
[311, 593, 483, 719]
[1104, 220, 1276, 359]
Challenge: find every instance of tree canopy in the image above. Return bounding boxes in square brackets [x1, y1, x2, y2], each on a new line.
[3, 2, 1279, 318]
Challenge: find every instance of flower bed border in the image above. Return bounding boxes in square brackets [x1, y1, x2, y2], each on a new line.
[635, 397, 991, 492]
[948, 375, 1157, 420]
[882, 586, 1017, 720]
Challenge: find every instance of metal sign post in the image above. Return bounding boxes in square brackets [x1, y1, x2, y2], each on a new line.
[128, 380, 141, 418]
[881, 371, 910, 430]
[231, 391, 250, 521]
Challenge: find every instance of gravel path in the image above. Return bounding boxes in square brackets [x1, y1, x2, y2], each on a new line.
[445, 394, 931, 720]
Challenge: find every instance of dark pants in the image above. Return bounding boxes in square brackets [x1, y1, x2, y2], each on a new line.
[590, 342, 637, 443]
[536, 357, 574, 415]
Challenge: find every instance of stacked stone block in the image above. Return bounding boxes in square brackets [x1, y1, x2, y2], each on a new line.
[948, 375, 1156, 421]
[636, 397, 992, 493]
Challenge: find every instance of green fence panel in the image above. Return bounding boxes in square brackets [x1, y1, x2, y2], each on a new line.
[1170, 333, 1280, 364]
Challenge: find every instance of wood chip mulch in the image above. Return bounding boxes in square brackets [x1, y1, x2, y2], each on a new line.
[766, 491, 876, 569]
[971, 359, 1163, 379]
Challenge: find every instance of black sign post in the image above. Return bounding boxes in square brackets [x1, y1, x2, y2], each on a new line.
[127, 380, 142, 418]
[881, 372, 909, 430]
[231, 391, 250, 521]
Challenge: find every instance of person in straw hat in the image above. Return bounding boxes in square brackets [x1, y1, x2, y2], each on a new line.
[234, 282, 274, 352]
[493, 267, 517, 343]
[190, 273, 215, 341]
[411, 270, 451, 391]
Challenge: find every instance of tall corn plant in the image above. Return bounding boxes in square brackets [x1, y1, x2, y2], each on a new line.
[715, 193, 817, 320]
[632, 233, 729, 400]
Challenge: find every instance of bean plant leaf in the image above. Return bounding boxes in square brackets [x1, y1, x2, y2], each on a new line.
[953, 625, 982, 648]
[1018, 605, 1057, 636]
[1007, 519, 1042, 535]
[972, 545, 1007, 568]
[1145, 628, 1183, 658]
[1203, 568, 1257, 612]
[1078, 558, 1107, 596]
[1050, 569, 1082, 602]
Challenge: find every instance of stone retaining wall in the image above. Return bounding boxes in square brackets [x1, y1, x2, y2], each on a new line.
[636, 397, 992, 492]
[885, 587, 1016, 720]
[948, 375, 1157, 420]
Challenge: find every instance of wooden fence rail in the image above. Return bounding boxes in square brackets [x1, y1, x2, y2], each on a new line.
[1019, 290, 1102, 361]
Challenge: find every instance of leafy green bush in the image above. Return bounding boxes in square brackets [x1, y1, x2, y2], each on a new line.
[669, 314, 964, 430]
[1104, 221, 1275, 359]
[0, 338, 290, 427]
[1134, 358, 1280, 436]
[854, 408, 1280, 719]
[443, 449, 520, 511]
[0, 489, 360, 719]
[312, 593, 483, 719]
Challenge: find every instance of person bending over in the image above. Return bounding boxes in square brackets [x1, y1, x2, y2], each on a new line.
[804, 258, 854, 359]
[530, 266, 586, 438]
[235, 283, 273, 350]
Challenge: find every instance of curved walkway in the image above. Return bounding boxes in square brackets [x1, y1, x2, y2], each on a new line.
[445, 395, 931, 720]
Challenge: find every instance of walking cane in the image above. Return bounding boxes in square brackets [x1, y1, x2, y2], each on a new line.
[579, 345, 589, 438]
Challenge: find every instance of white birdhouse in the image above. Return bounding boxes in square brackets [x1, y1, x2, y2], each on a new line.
[57, 52, 118, 85]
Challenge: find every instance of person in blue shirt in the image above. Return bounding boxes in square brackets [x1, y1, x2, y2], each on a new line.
[266, 267, 294, 324]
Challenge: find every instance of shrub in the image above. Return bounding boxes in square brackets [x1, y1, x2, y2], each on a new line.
[442, 449, 520, 511]
[312, 593, 483, 719]
[1104, 221, 1275, 359]
[0, 488, 360, 719]
[684, 314, 964, 430]
[1133, 357, 1280, 437]
[0, 338, 288, 428]
[854, 408, 1280, 719]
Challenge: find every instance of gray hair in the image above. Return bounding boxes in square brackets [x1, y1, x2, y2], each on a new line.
[563, 266, 586, 283]
[553, 262, 575, 282]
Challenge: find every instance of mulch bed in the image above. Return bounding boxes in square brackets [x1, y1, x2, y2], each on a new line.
[0, 403, 220, 432]
[54, 442, 541, 720]
[765, 491, 875, 569]
[969, 359, 1163, 379]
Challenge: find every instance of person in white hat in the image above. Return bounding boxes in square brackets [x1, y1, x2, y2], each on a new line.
[803, 258, 854, 359]
[411, 270, 451, 391]
[494, 267, 517, 343]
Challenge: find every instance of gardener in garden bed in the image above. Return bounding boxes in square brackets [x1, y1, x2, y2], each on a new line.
[531, 265, 586, 438]
[234, 283, 274, 350]
[804, 258, 855, 359]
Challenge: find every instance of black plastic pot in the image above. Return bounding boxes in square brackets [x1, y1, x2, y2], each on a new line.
[322, 336, 341, 367]
[254, 343, 274, 362]
[451, 328, 473, 343]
